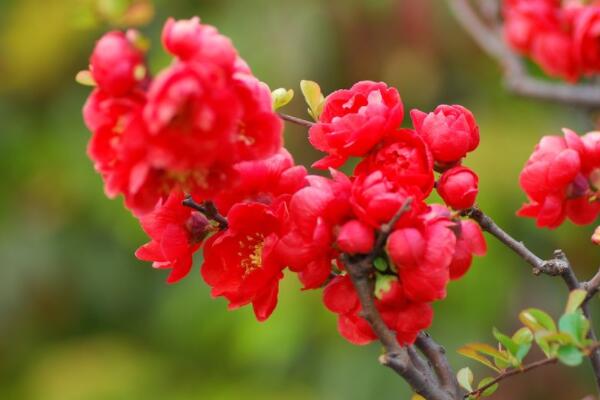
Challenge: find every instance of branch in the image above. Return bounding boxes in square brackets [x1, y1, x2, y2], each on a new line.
[447, 0, 600, 108]
[466, 343, 600, 398]
[464, 206, 600, 393]
[182, 197, 228, 230]
[583, 267, 600, 304]
[417, 332, 461, 398]
[277, 112, 315, 128]
[341, 199, 459, 400]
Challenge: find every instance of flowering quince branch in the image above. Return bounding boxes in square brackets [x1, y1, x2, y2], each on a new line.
[79, 12, 600, 400]
[447, 0, 600, 108]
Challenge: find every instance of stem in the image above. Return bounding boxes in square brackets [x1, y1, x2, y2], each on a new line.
[277, 112, 315, 128]
[182, 197, 228, 230]
[466, 343, 600, 398]
[417, 332, 461, 398]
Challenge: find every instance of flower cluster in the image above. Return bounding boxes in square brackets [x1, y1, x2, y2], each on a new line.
[518, 128, 600, 229]
[82, 18, 487, 346]
[503, 0, 600, 82]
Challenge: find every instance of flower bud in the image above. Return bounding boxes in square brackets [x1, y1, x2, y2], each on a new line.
[410, 105, 479, 164]
[336, 220, 375, 254]
[186, 212, 212, 243]
[90, 31, 145, 96]
[386, 228, 425, 267]
[437, 166, 479, 210]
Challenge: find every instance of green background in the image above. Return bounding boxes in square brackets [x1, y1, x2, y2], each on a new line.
[0, 0, 598, 398]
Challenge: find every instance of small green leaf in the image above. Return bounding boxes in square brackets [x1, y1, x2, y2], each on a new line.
[271, 88, 294, 110]
[557, 345, 584, 366]
[534, 331, 556, 358]
[300, 80, 325, 120]
[466, 343, 509, 360]
[477, 377, 499, 397]
[512, 327, 534, 345]
[373, 257, 388, 272]
[540, 332, 574, 346]
[374, 274, 397, 300]
[458, 347, 502, 372]
[559, 312, 589, 346]
[493, 328, 519, 356]
[565, 289, 587, 314]
[519, 308, 557, 333]
[493, 355, 511, 370]
[75, 70, 96, 86]
[457, 367, 474, 392]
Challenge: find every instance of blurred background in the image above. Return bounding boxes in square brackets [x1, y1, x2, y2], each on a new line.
[0, 0, 598, 399]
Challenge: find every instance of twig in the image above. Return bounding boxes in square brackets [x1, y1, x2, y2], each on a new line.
[583, 267, 600, 303]
[464, 206, 600, 393]
[466, 343, 600, 398]
[368, 197, 414, 263]
[447, 0, 600, 108]
[277, 112, 315, 128]
[182, 196, 228, 230]
[341, 200, 457, 399]
[417, 332, 461, 399]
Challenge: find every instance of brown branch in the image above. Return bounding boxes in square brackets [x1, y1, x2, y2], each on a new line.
[277, 112, 315, 128]
[466, 343, 600, 398]
[464, 206, 600, 393]
[182, 197, 228, 230]
[583, 267, 600, 304]
[447, 0, 600, 108]
[465, 355, 559, 398]
[417, 332, 461, 399]
[341, 199, 458, 399]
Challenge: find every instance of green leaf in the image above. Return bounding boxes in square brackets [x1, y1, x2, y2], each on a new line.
[512, 327, 534, 345]
[478, 377, 499, 397]
[271, 88, 294, 110]
[519, 308, 557, 333]
[559, 312, 589, 346]
[534, 331, 556, 358]
[374, 274, 397, 300]
[493, 328, 519, 355]
[373, 257, 388, 272]
[565, 289, 587, 314]
[557, 345, 584, 366]
[75, 70, 96, 86]
[458, 346, 502, 373]
[493, 355, 511, 370]
[300, 80, 325, 120]
[457, 367, 474, 392]
[540, 332, 574, 346]
[466, 343, 509, 360]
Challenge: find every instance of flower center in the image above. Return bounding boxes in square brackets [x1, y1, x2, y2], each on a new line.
[239, 232, 265, 276]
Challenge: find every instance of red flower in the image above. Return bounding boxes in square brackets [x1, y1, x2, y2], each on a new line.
[214, 149, 307, 213]
[517, 129, 600, 228]
[437, 166, 479, 210]
[410, 105, 480, 166]
[350, 170, 426, 229]
[355, 129, 434, 196]
[309, 81, 404, 169]
[573, 6, 600, 75]
[162, 17, 238, 69]
[448, 220, 487, 280]
[336, 220, 375, 254]
[503, 0, 561, 54]
[531, 30, 579, 82]
[135, 191, 210, 283]
[201, 202, 288, 321]
[278, 171, 353, 289]
[323, 275, 433, 346]
[387, 217, 456, 303]
[90, 31, 146, 96]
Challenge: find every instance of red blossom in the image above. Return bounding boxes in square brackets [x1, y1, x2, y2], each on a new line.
[437, 166, 479, 210]
[410, 105, 480, 166]
[336, 220, 375, 255]
[309, 81, 404, 169]
[355, 129, 434, 195]
[448, 220, 487, 280]
[90, 31, 147, 96]
[135, 191, 209, 283]
[201, 202, 288, 321]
